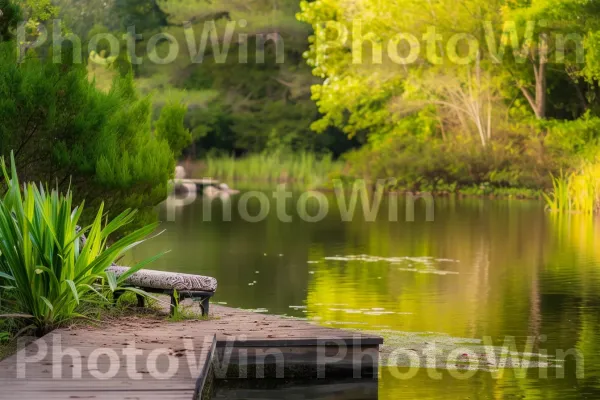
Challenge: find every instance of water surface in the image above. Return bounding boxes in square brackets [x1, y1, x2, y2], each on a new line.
[130, 191, 600, 399]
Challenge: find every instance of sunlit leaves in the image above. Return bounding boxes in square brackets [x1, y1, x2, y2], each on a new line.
[0, 153, 160, 334]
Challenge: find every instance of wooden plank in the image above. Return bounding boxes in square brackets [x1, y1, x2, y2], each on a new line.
[0, 305, 382, 399]
[2, 390, 196, 400]
[215, 338, 383, 347]
[171, 178, 219, 185]
[194, 334, 217, 399]
[1, 380, 200, 390]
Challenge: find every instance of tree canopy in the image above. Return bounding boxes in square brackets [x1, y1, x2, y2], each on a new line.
[0, 43, 189, 223]
[297, 0, 600, 139]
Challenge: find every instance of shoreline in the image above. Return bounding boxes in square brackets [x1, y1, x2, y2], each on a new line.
[193, 178, 544, 201]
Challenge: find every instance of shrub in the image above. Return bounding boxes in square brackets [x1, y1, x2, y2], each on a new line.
[343, 131, 558, 194]
[0, 154, 162, 335]
[542, 115, 600, 158]
[155, 101, 192, 157]
[0, 41, 181, 225]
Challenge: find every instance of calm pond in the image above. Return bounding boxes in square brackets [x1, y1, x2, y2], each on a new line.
[130, 190, 600, 399]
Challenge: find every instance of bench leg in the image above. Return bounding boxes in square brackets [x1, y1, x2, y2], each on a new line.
[200, 297, 210, 317]
[136, 293, 145, 308]
[113, 290, 124, 307]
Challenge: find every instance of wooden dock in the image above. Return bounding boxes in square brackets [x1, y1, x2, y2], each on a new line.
[171, 178, 219, 186]
[0, 306, 383, 399]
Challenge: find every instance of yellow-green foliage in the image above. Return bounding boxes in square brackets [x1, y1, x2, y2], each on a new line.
[544, 163, 600, 214]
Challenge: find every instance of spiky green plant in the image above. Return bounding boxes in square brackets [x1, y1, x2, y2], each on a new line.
[543, 171, 572, 213]
[0, 153, 164, 335]
[544, 164, 600, 214]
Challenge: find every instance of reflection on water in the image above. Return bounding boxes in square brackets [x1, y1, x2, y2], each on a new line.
[129, 192, 600, 399]
[214, 378, 378, 400]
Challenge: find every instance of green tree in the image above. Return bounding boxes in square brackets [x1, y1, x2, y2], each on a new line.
[156, 101, 192, 157]
[297, 0, 600, 133]
[0, 0, 22, 41]
[112, 0, 168, 32]
[297, 0, 506, 142]
[0, 41, 180, 222]
[498, 0, 600, 119]
[125, 0, 347, 156]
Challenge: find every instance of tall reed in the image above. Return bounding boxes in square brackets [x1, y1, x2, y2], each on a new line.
[203, 151, 342, 188]
[544, 164, 600, 214]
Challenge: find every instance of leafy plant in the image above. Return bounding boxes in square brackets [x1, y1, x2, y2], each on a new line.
[544, 171, 572, 213]
[0, 153, 164, 335]
[168, 289, 182, 321]
[0, 332, 9, 343]
[544, 164, 600, 214]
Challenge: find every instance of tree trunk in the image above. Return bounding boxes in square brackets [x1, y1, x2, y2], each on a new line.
[535, 60, 547, 119]
[520, 34, 548, 119]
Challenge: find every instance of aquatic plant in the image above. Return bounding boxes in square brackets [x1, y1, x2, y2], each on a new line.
[0, 153, 163, 335]
[543, 171, 572, 213]
[544, 164, 600, 214]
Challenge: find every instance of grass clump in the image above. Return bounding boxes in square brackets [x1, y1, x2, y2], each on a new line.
[167, 290, 209, 322]
[0, 338, 16, 362]
[544, 163, 600, 214]
[0, 153, 163, 336]
[203, 151, 343, 188]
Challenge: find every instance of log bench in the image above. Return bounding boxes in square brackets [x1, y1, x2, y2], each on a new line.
[107, 266, 217, 316]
